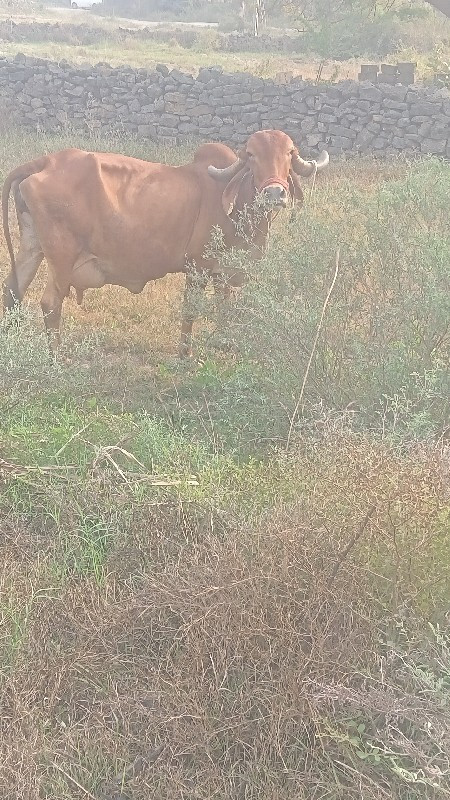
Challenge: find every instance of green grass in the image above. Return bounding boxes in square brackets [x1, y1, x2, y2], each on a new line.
[0, 127, 449, 799]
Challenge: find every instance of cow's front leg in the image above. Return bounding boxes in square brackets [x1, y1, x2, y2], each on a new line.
[212, 271, 233, 305]
[179, 271, 209, 358]
[211, 270, 244, 353]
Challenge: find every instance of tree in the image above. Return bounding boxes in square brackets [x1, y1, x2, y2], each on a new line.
[275, 0, 449, 57]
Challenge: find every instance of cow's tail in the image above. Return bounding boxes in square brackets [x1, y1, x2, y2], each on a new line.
[2, 156, 48, 305]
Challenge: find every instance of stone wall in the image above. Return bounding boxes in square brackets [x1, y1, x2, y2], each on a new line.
[0, 54, 449, 157]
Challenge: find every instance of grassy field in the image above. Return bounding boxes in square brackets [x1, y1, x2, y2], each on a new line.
[1, 126, 449, 799]
[2, 31, 449, 84]
[0, 36, 364, 81]
[1, 2, 355, 79]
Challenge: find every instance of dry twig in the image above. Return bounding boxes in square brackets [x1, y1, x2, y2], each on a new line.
[286, 248, 341, 451]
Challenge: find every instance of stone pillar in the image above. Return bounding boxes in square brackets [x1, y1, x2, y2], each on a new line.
[397, 62, 416, 85]
[359, 64, 379, 82]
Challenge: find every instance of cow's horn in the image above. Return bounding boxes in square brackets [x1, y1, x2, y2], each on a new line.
[292, 149, 329, 177]
[208, 159, 244, 182]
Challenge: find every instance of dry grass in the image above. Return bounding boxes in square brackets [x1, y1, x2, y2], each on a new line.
[0, 37, 365, 80]
[1, 430, 448, 799]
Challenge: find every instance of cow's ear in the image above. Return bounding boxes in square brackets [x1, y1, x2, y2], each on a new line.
[288, 170, 304, 206]
[221, 167, 250, 216]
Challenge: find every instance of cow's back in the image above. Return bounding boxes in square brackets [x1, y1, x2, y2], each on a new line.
[19, 149, 205, 283]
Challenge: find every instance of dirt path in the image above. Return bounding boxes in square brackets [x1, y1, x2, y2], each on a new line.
[0, 5, 219, 29]
[47, 6, 219, 28]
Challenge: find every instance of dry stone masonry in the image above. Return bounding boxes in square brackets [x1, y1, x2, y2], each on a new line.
[0, 54, 449, 157]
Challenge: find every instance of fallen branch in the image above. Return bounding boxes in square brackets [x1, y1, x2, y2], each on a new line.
[0, 458, 76, 476]
[330, 504, 377, 583]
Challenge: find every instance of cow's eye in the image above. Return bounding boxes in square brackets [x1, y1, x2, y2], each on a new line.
[247, 152, 255, 159]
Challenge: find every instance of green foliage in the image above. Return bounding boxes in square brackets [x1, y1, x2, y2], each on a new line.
[202, 158, 449, 444]
[282, 0, 444, 58]
[425, 44, 450, 85]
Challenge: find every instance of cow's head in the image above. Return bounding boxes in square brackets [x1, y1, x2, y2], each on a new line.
[207, 130, 329, 216]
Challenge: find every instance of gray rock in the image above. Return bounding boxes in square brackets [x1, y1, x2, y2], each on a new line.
[421, 138, 446, 154]
[318, 112, 336, 124]
[328, 123, 357, 139]
[241, 111, 260, 124]
[391, 136, 407, 148]
[137, 124, 156, 137]
[355, 129, 375, 146]
[428, 123, 449, 139]
[410, 102, 442, 116]
[358, 83, 383, 102]
[305, 133, 322, 147]
[382, 99, 407, 110]
[330, 135, 353, 150]
[300, 118, 317, 133]
[404, 134, 420, 143]
[189, 104, 214, 117]
[372, 136, 388, 148]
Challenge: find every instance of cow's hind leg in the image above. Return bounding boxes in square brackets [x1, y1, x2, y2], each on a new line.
[3, 206, 44, 313]
[40, 274, 67, 354]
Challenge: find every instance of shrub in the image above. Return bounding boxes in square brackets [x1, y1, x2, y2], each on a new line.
[199, 158, 449, 445]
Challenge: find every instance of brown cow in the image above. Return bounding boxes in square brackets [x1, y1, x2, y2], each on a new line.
[2, 130, 329, 356]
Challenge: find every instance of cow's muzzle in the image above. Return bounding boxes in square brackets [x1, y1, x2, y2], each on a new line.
[260, 177, 290, 208]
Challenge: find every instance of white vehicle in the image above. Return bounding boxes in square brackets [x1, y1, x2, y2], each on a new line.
[71, 0, 102, 9]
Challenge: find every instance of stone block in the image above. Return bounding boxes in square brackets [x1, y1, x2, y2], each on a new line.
[300, 118, 317, 133]
[428, 123, 449, 139]
[328, 124, 357, 139]
[372, 136, 388, 148]
[292, 101, 308, 114]
[358, 83, 383, 102]
[391, 136, 407, 148]
[224, 92, 252, 104]
[410, 102, 442, 116]
[137, 124, 156, 137]
[421, 138, 446, 154]
[241, 111, 260, 124]
[355, 129, 375, 146]
[305, 134, 322, 147]
[330, 135, 353, 150]
[318, 112, 336, 123]
[382, 99, 407, 110]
